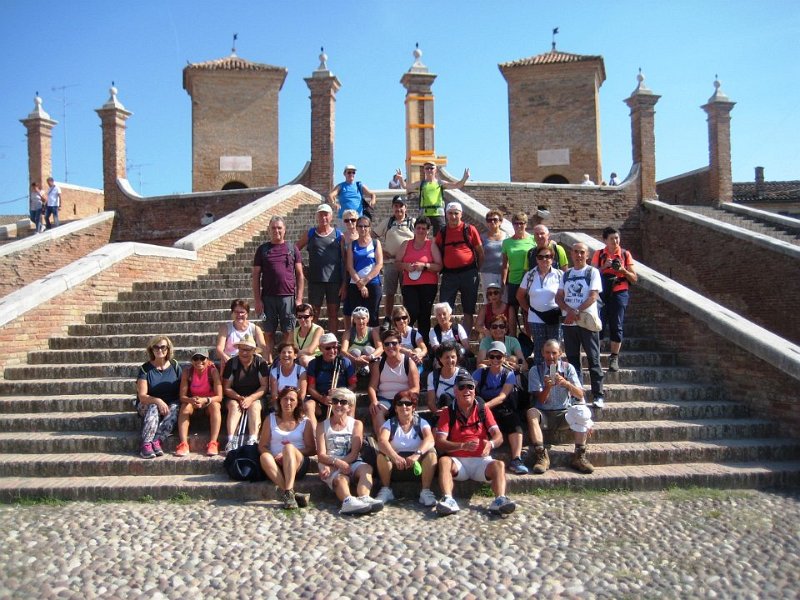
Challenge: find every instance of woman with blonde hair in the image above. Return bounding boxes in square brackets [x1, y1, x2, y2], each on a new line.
[136, 336, 182, 459]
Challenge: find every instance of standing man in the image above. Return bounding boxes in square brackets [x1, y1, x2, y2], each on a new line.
[436, 202, 483, 336]
[372, 195, 415, 326]
[297, 203, 344, 332]
[434, 372, 516, 517]
[328, 165, 376, 221]
[45, 177, 61, 229]
[252, 216, 304, 362]
[394, 162, 470, 236]
[531, 224, 569, 271]
[556, 242, 605, 407]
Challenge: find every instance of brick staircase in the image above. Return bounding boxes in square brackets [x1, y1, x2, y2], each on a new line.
[1, 197, 799, 501]
[678, 205, 800, 246]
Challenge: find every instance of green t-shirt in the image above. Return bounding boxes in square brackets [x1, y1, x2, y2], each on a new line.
[479, 335, 522, 357]
[502, 235, 536, 284]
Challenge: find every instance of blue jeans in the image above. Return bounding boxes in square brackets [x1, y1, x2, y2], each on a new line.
[45, 205, 59, 228]
[601, 291, 629, 343]
[29, 209, 42, 228]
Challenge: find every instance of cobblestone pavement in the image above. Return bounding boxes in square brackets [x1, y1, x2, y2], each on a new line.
[1, 488, 798, 599]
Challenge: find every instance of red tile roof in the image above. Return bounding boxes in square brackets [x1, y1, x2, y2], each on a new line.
[185, 54, 286, 73]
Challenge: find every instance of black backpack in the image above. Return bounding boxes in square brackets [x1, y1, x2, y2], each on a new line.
[223, 444, 267, 482]
[388, 413, 424, 441]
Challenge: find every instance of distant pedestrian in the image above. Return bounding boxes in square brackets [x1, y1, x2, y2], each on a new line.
[608, 172, 620, 186]
[580, 174, 595, 186]
[29, 182, 45, 233]
[388, 172, 404, 189]
[45, 177, 61, 228]
[329, 165, 376, 221]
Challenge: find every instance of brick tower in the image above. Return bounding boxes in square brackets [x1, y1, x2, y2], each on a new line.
[499, 48, 606, 184]
[304, 49, 341, 195]
[20, 95, 58, 189]
[703, 77, 736, 205]
[183, 52, 287, 192]
[625, 70, 660, 202]
[400, 45, 446, 184]
[95, 85, 131, 209]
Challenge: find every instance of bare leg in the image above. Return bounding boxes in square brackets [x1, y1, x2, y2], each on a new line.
[332, 474, 351, 502]
[509, 432, 524, 459]
[247, 401, 262, 437]
[420, 451, 437, 490]
[486, 460, 507, 497]
[281, 445, 303, 491]
[526, 408, 544, 445]
[376, 454, 393, 487]
[438, 456, 456, 496]
[178, 403, 194, 443]
[354, 464, 374, 497]
[260, 453, 286, 490]
[226, 400, 241, 439]
[208, 403, 221, 443]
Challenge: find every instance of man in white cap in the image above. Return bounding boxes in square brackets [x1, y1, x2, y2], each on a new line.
[222, 333, 269, 452]
[393, 162, 470, 236]
[435, 201, 483, 335]
[526, 339, 594, 474]
[306, 332, 357, 428]
[435, 372, 516, 517]
[372, 195, 415, 326]
[328, 164, 376, 221]
[297, 203, 345, 331]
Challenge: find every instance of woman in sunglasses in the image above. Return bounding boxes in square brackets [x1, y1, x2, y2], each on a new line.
[136, 336, 182, 459]
[346, 216, 383, 327]
[480, 209, 507, 296]
[516, 244, 564, 365]
[477, 314, 526, 372]
[316, 388, 384, 515]
[367, 329, 420, 433]
[398, 216, 442, 343]
[340, 209, 360, 332]
[292, 303, 323, 369]
[475, 282, 511, 339]
[258, 386, 316, 510]
[176, 348, 223, 457]
[375, 391, 438, 506]
[390, 305, 427, 369]
[341, 306, 383, 376]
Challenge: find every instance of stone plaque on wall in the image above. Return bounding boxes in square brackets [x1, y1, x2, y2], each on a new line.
[219, 156, 253, 171]
[537, 149, 570, 167]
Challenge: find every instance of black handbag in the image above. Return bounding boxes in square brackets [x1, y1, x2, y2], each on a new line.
[224, 444, 267, 482]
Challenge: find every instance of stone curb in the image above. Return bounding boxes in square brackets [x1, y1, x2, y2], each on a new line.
[0, 211, 115, 258]
[721, 201, 800, 232]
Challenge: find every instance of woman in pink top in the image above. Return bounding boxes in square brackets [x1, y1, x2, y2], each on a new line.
[398, 216, 443, 343]
[177, 348, 223, 457]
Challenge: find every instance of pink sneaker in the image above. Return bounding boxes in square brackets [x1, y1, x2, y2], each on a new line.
[140, 442, 156, 459]
[151, 439, 164, 457]
[175, 441, 190, 457]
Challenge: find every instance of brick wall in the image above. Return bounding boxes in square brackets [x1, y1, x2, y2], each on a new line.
[60, 184, 105, 220]
[0, 216, 114, 297]
[0, 187, 320, 374]
[656, 169, 711, 205]
[466, 181, 644, 255]
[631, 288, 799, 434]
[641, 206, 800, 344]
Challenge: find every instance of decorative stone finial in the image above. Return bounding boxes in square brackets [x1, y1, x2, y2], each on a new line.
[26, 92, 52, 120]
[317, 46, 328, 71]
[408, 43, 428, 73]
[708, 74, 730, 102]
[101, 83, 128, 111]
[631, 68, 653, 95]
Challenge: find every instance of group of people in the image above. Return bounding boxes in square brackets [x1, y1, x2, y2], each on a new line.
[135, 160, 638, 515]
[28, 177, 61, 232]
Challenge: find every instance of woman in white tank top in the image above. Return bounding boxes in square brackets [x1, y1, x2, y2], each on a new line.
[367, 329, 420, 438]
[216, 299, 267, 373]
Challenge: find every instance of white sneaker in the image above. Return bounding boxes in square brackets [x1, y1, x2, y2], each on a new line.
[340, 496, 371, 515]
[436, 495, 460, 516]
[375, 486, 395, 504]
[225, 439, 238, 453]
[358, 495, 384, 513]
[419, 488, 437, 507]
[246, 435, 258, 446]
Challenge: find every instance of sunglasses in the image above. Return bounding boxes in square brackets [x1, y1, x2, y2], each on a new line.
[457, 383, 475, 391]
[486, 218, 499, 223]
[297, 314, 312, 320]
[384, 341, 400, 347]
[488, 354, 504, 360]
[345, 170, 356, 175]
[344, 218, 357, 223]
[191, 356, 207, 362]
[322, 345, 338, 351]
[513, 221, 527, 226]
[331, 398, 350, 406]
[153, 344, 168, 351]
[537, 255, 553, 260]
[490, 324, 507, 329]
[395, 400, 415, 407]
[393, 315, 409, 321]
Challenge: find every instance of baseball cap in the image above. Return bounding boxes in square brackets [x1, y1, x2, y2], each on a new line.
[392, 195, 407, 205]
[316, 203, 333, 213]
[446, 201, 462, 213]
[488, 341, 507, 355]
[319, 333, 338, 346]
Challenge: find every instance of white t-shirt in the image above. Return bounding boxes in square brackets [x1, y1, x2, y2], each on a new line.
[46, 185, 61, 207]
[520, 267, 563, 324]
[269, 363, 306, 392]
[427, 370, 459, 404]
[559, 266, 602, 326]
[428, 323, 468, 348]
[381, 417, 431, 453]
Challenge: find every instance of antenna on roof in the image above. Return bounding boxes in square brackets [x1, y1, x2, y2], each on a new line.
[232, 33, 238, 55]
[552, 27, 559, 51]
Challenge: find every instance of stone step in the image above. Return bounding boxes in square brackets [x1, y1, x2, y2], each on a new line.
[0, 378, 133, 395]
[0, 411, 139, 432]
[85, 309, 231, 324]
[0, 452, 225, 477]
[103, 298, 260, 312]
[0, 395, 133, 413]
[49, 333, 220, 350]
[118, 288, 252, 302]
[68, 321, 222, 336]
[1, 460, 799, 502]
[596, 383, 723, 402]
[591, 400, 749, 422]
[586, 418, 774, 444]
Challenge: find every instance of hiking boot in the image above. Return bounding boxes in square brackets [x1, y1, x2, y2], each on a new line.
[175, 441, 190, 457]
[571, 447, 595, 474]
[375, 486, 395, 504]
[206, 441, 219, 456]
[340, 496, 372, 515]
[294, 492, 310, 508]
[358, 495, 384, 513]
[436, 496, 460, 516]
[139, 442, 156, 459]
[608, 354, 620, 372]
[419, 488, 437, 507]
[151, 439, 164, 457]
[532, 447, 550, 474]
[508, 457, 529, 475]
[488, 495, 517, 515]
[282, 489, 298, 510]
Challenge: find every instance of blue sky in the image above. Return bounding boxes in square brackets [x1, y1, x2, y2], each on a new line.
[1, 0, 798, 214]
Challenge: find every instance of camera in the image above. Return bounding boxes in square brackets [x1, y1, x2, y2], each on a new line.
[611, 258, 622, 270]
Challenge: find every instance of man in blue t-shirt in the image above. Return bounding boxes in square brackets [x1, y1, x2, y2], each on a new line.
[328, 164, 376, 221]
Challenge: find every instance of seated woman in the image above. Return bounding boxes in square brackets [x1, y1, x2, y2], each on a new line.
[136, 336, 182, 459]
[477, 314, 526, 372]
[375, 391, 438, 507]
[341, 306, 383, 375]
[428, 302, 471, 366]
[425, 342, 465, 417]
[390, 305, 427, 371]
[306, 333, 357, 428]
[176, 348, 223, 457]
[316, 388, 384, 515]
[269, 342, 307, 410]
[475, 282, 511, 339]
[292, 303, 323, 369]
[215, 298, 268, 372]
[258, 386, 316, 509]
[367, 328, 420, 433]
[222, 333, 269, 451]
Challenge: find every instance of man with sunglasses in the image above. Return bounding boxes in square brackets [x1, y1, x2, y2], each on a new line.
[307, 333, 357, 421]
[393, 162, 470, 236]
[328, 164, 376, 221]
[435, 373, 516, 516]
